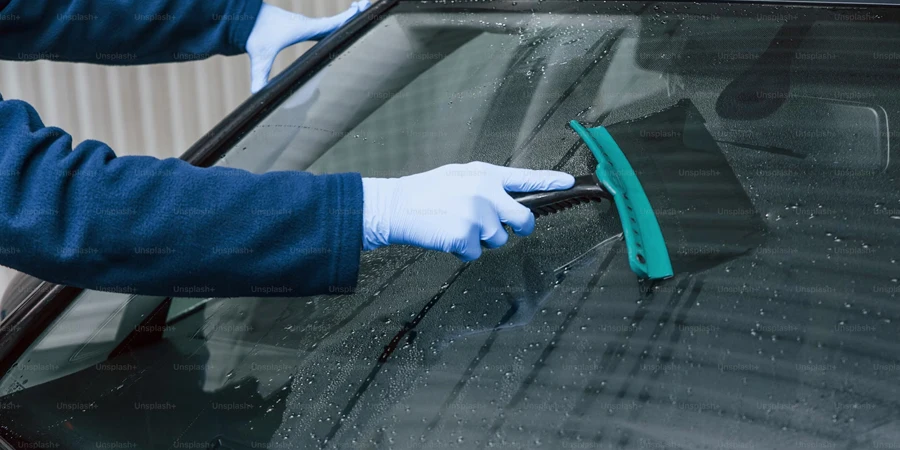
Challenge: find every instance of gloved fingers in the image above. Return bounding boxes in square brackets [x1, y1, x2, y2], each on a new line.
[451, 224, 483, 262]
[494, 166, 576, 193]
[494, 194, 536, 236]
[247, 2, 370, 93]
[304, 1, 370, 41]
[249, 51, 277, 94]
[480, 214, 509, 249]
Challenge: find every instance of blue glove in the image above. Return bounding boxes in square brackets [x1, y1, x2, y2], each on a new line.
[246, 1, 371, 93]
[362, 162, 576, 261]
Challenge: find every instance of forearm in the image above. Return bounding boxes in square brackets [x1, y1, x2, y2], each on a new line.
[0, 96, 363, 297]
[0, 0, 262, 64]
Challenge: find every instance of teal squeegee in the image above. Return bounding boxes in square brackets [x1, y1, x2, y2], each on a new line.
[512, 100, 764, 281]
[510, 121, 674, 280]
[569, 121, 674, 280]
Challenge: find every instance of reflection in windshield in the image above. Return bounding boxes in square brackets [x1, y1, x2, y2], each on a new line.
[4, 2, 900, 449]
[445, 233, 623, 346]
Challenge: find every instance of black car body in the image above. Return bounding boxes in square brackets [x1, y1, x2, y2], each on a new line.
[2, 0, 900, 448]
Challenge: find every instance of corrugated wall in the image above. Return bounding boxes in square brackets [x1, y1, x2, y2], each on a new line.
[0, 0, 360, 294]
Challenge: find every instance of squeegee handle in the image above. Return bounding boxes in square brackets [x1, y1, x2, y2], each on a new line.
[510, 174, 612, 218]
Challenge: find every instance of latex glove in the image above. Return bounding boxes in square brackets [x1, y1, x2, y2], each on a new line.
[362, 162, 575, 261]
[246, 1, 371, 93]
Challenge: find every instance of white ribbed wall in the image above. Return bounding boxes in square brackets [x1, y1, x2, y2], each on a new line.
[0, 0, 360, 294]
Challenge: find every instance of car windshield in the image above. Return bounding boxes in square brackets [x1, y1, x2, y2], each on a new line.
[4, 1, 900, 449]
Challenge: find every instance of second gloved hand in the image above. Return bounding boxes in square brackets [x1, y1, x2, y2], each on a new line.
[246, 1, 371, 93]
[362, 162, 576, 261]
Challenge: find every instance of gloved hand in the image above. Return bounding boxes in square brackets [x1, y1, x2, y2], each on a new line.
[362, 162, 575, 261]
[246, 1, 371, 93]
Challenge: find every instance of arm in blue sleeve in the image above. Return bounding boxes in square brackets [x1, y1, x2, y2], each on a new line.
[0, 95, 364, 297]
[0, 0, 262, 64]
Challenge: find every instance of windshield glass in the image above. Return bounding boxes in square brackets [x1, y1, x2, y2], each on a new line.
[4, 2, 900, 449]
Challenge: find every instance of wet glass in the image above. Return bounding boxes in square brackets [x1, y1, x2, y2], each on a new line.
[4, 2, 900, 449]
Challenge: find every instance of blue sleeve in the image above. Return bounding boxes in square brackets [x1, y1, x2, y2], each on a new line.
[0, 0, 263, 64]
[0, 94, 364, 298]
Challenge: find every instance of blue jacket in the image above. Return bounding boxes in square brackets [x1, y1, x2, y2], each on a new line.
[0, 0, 364, 297]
